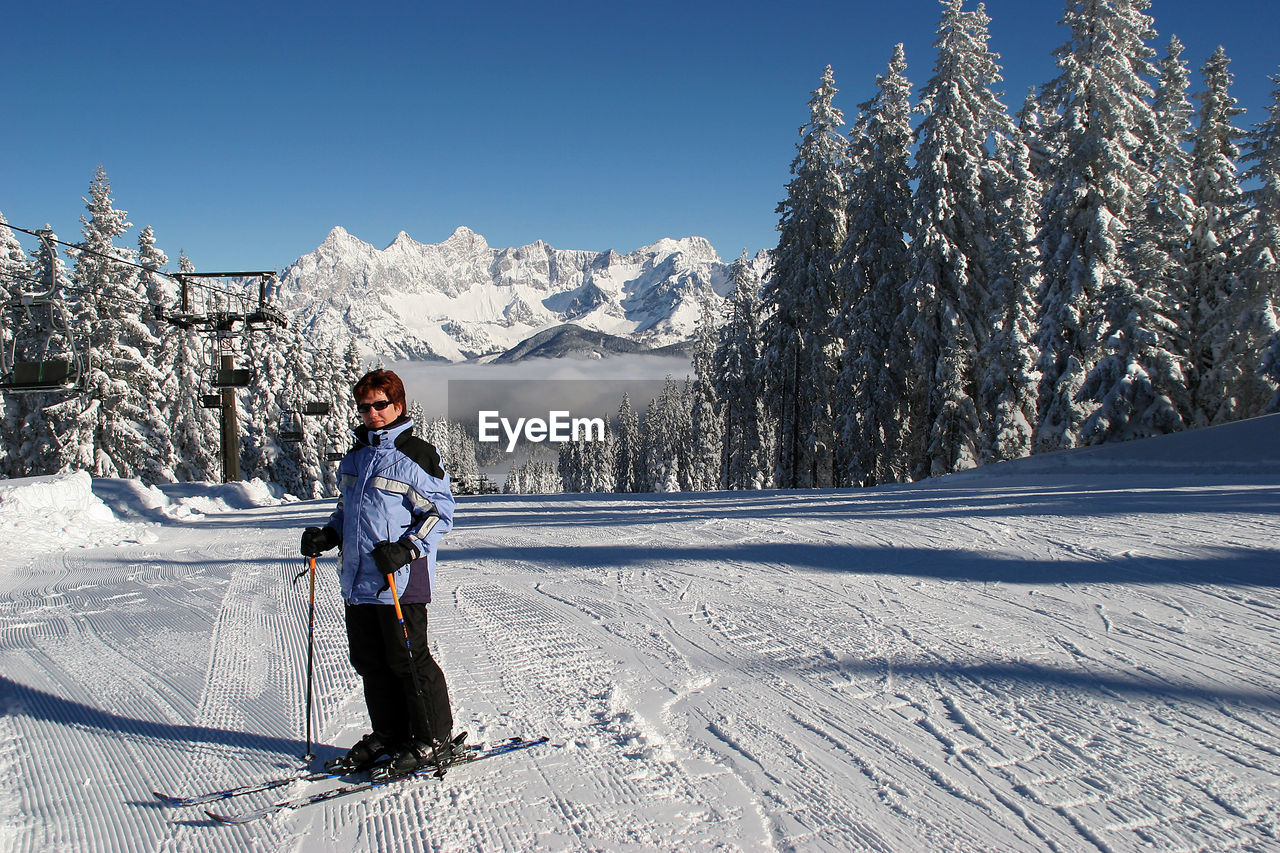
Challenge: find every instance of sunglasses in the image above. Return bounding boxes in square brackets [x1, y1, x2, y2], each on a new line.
[356, 400, 395, 414]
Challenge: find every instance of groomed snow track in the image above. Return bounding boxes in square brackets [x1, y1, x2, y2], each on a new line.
[2, 429, 1280, 850]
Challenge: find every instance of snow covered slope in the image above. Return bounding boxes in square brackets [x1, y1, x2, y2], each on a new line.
[274, 226, 753, 362]
[1, 416, 1279, 850]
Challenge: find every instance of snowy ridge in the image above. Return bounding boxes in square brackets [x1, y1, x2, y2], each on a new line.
[273, 226, 761, 362]
[0, 473, 292, 570]
[955, 412, 1280, 477]
[0, 416, 1278, 849]
[0, 472, 154, 554]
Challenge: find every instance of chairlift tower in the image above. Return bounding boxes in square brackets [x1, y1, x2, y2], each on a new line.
[165, 271, 285, 483]
[0, 226, 289, 482]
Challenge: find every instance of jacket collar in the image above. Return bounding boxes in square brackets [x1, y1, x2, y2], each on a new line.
[353, 416, 415, 449]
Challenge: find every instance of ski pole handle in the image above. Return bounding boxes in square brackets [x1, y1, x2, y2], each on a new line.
[386, 572, 405, 624]
[385, 572, 416, 662]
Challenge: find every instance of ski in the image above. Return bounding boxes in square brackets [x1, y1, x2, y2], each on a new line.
[154, 731, 472, 807]
[153, 768, 337, 807]
[204, 736, 549, 825]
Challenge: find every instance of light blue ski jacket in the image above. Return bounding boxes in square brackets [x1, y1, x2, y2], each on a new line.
[327, 418, 454, 605]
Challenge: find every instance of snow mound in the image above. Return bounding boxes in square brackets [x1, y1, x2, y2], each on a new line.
[91, 477, 294, 522]
[0, 473, 294, 566]
[0, 471, 155, 551]
[158, 478, 295, 517]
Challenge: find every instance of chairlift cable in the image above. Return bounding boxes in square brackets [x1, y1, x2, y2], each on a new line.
[3, 223, 186, 282]
[0, 222, 276, 305]
[2, 271, 171, 317]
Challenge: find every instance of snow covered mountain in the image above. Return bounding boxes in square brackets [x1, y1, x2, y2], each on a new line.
[273, 226, 756, 362]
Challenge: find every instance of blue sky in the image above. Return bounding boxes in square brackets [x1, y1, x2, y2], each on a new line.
[2, 0, 1277, 271]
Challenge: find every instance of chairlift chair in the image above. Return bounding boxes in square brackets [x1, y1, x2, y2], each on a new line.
[1, 249, 89, 395]
[279, 409, 304, 443]
[210, 367, 253, 388]
[2, 358, 77, 392]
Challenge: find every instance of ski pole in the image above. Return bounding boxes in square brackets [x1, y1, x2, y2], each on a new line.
[384, 571, 445, 778]
[302, 556, 318, 762]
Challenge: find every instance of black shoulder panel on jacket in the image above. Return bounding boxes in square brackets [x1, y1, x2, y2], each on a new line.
[395, 433, 446, 480]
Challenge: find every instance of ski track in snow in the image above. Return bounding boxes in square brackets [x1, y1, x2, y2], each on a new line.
[1, 467, 1280, 850]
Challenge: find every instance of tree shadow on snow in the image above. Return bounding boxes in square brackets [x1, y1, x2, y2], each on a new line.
[449, 479, 1280, 531]
[0, 672, 333, 765]
[447, 541, 1280, 588]
[808, 656, 1280, 711]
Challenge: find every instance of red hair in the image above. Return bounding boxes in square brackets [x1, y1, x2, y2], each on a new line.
[353, 369, 406, 408]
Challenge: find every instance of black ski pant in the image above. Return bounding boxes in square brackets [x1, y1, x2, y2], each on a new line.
[345, 602, 453, 747]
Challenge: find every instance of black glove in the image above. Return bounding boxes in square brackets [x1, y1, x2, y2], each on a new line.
[301, 526, 340, 557]
[371, 539, 418, 574]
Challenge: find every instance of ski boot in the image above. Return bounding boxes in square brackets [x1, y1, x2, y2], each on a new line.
[368, 733, 464, 782]
[324, 732, 390, 774]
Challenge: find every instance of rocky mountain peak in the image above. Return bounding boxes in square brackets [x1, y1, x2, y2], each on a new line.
[275, 226, 769, 363]
[442, 225, 489, 253]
